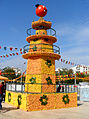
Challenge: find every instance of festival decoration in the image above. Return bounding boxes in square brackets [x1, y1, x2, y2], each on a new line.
[62, 94, 70, 104]
[32, 45, 37, 51]
[39, 95, 48, 105]
[5, 4, 77, 111]
[35, 4, 47, 17]
[29, 77, 36, 84]
[8, 93, 11, 102]
[17, 95, 22, 105]
[45, 59, 52, 68]
[0, 46, 89, 69]
[0, 71, 1, 75]
[0, 46, 22, 51]
[46, 77, 53, 85]
[0, 51, 27, 59]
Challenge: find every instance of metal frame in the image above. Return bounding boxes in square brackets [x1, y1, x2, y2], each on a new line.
[26, 28, 56, 36]
[23, 43, 60, 54]
[6, 82, 77, 94]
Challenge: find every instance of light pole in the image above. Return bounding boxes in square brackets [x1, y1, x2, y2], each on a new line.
[75, 72, 76, 86]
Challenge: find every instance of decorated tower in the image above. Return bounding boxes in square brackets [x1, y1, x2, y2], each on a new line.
[5, 4, 77, 111]
[22, 4, 61, 93]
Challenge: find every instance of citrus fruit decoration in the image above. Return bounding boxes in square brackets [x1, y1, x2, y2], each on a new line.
[35, 4, 47, 17]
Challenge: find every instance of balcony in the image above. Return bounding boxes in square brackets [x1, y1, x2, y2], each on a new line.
[26, 28, 56, 37]
[23, 43, 60, 54]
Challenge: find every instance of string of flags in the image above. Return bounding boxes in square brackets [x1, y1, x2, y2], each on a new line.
[0, 45, 89, 68]
[0, 46, 23, 51]
[60, 58, 89, 68]
[60, 58, 77, 66]
[0, 51, 26, 58]
[56, 77, 89, 81]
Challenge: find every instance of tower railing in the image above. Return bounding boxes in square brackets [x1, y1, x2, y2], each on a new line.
[23, 43, 60, 54]
[26, 28, 56, 37]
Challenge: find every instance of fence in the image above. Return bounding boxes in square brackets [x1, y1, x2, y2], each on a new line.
[6, 82, 79, 94]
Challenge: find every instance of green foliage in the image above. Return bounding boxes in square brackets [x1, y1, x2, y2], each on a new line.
[8, 93, 11, 102]
[17, 95, 22, 105]
[45, 60, 52, 68]
[39, 95, 48, 105]
[46, 77, 53, 85]
[63, 79, 83, 84]
[58, 68, 73, 77]
[62, 94, 70, 104]
[2, 67, 17, 80]
[29, 77, 36, 84]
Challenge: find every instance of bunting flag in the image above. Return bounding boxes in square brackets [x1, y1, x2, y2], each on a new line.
[0, 46, 23, 51]
[0, 45, 89, 69]
[60, 58, 89, 69]
[0, 51, 27, 58]
[60, 58, 78, 66]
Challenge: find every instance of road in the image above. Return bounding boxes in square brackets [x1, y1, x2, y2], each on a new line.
[0, 101, 89, 119]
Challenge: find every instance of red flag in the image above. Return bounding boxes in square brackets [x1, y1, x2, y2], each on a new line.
[20, 52, 22, 54]
[0, 71, 1, 75]
[3, 55, 5, 58]
[10, 47, 13, 51]
[16, 52, 19, 55]
[10, 54, 12, 56]
[20, 48, 22, 51]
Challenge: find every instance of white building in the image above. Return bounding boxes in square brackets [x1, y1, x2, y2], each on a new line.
[12, 67, 21, 76]
[71, 66, 89, 74]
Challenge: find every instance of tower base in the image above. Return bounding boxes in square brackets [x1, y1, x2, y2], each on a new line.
[5, 90, 77, 111]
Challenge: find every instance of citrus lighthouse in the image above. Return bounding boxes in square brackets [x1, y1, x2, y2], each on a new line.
[22, 4, 61, 93]
[5, 4, 77, 111]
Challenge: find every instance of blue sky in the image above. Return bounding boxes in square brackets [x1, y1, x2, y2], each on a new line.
[0, 0, 89, 71]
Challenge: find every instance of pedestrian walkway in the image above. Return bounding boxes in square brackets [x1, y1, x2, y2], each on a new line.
[0, 101, 89, 119]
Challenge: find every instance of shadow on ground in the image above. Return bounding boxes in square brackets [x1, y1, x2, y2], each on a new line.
[77, 103, 83, 106]
[0, 107, 18, 113]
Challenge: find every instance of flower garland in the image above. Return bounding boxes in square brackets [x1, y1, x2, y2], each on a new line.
[39, 95, 48, 105]
[45, 59, 52, 68]
[29, 77, 36, 84]
[62, 94, 70, 104]
[8, 93, 11, 102]
[46, 77, 53, 85]
[17, 95, 22, 105]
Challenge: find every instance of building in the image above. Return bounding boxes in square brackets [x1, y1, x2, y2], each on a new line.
[12, 67, 21, 76]
[71, 65, 89, 74]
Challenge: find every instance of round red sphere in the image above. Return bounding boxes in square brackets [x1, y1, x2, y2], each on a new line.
[36, 5, 47, 17]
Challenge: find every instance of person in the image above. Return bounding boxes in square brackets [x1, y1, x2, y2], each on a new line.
[62, 86, 64, 92]
[2, 82, 6, 102]
[57, 84, 61, 92]
[0, 82, 3, 109]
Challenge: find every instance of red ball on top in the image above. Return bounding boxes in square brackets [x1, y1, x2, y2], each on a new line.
[35, 4, 47, 17]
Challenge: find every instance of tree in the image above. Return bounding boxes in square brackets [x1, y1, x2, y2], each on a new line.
[68, 69, 73, 77]
[60, 68, 68, 75]
[2, 67, 17, 80]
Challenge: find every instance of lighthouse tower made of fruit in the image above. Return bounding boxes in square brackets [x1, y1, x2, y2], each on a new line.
[22, 4, 61, 93]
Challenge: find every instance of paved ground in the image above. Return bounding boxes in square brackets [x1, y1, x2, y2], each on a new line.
[0, 101, 89, 119]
